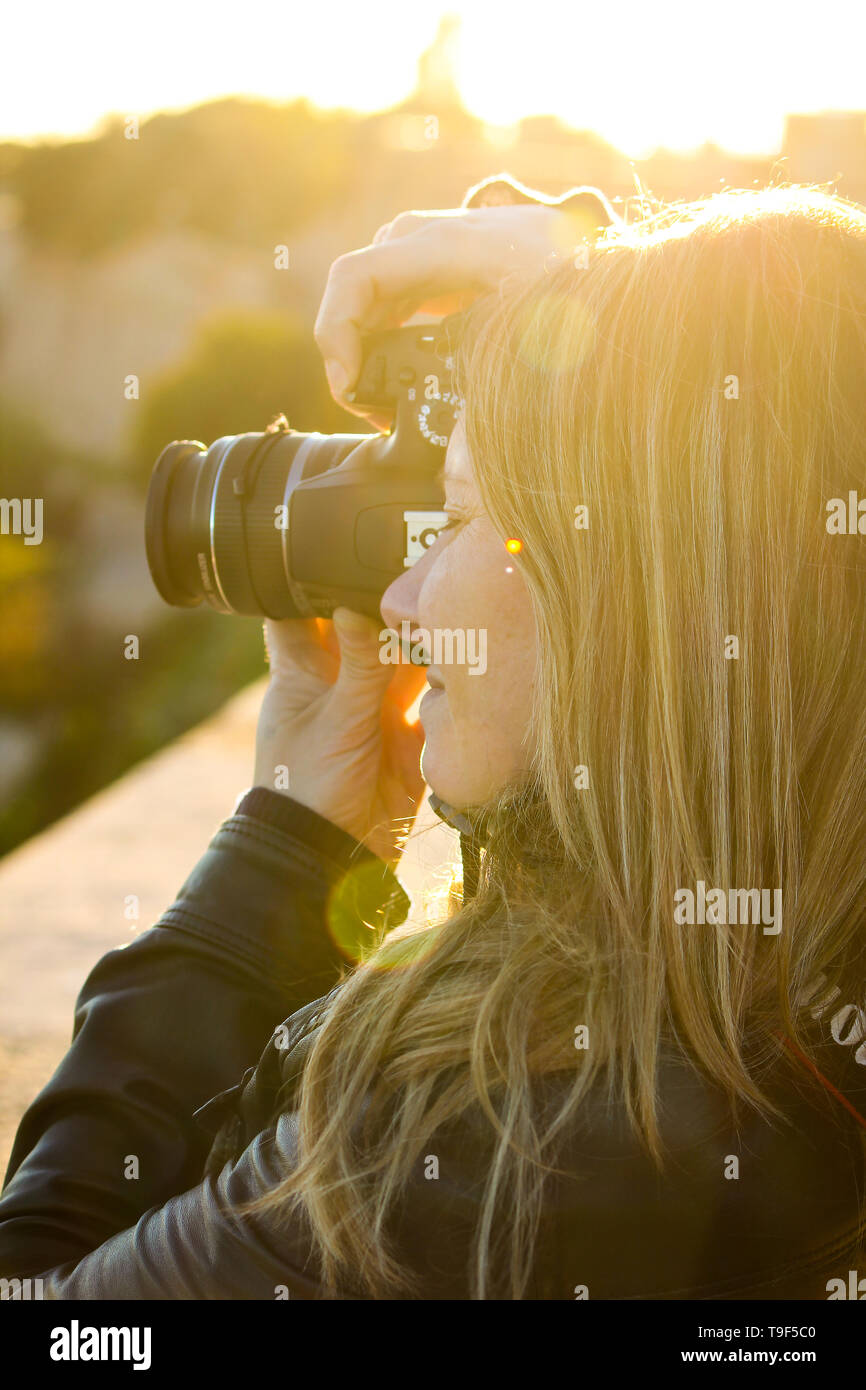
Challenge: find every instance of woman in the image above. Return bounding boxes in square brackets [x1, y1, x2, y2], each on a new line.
[1, 176, 865, 1301]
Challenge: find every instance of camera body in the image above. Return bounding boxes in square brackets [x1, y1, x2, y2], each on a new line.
[145, 311, 468, 622]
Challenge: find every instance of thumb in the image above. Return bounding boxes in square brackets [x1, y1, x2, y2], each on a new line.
[332, 607, 393, 709]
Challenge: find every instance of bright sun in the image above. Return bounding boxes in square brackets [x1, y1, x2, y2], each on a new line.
[2, 0, 864, 156]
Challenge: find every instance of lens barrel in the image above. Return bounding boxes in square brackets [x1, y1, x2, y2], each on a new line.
[145, 440, 212, 607]
[145, 427, 394, 620]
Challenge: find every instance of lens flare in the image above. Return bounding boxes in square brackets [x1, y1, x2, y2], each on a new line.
[505, 537, 523, 554]
[325, 856, 453, 969]
[325, 862, 407, 963]
[514, 290, 596, 374]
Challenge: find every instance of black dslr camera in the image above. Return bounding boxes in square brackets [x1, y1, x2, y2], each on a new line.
[144, 311, 468, 622]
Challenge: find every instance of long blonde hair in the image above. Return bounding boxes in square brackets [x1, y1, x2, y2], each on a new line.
[247, 185, 866, 1298]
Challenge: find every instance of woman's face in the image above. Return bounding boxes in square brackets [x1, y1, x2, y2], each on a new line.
[380, 417, 538, 810]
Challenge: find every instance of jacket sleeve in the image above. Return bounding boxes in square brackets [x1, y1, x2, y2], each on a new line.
[28, 1113, 346, 1300]
[0, 787, 410, 1283]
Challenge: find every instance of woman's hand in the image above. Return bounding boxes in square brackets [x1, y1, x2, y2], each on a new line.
[253, 609, 428, 868]
[314, 203, 600, 430]
[253, 197, 606, 860]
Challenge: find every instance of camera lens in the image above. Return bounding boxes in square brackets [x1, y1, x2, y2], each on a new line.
[145, 428, 364, 619]
[145, 314, 466, 622]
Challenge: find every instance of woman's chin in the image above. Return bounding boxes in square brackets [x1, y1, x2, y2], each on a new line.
[420, 740, 456, 806]
[419, 695, 474, 809]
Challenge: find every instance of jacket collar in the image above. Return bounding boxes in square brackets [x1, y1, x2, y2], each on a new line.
[426, 790, 483, 840]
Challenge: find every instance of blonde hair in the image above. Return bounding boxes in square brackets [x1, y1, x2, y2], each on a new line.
[246, 185, 866, 1298]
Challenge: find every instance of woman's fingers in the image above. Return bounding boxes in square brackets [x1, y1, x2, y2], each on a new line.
[384, 655, 430, 705]
[262, 616, 338, 684]
[329, 610, 433, 719]
[314, 204, 583, 427]
[263, 614, 437, 716]
[314, 216, 479, 403]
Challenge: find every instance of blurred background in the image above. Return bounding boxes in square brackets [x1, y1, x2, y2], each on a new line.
[1, 3, 865, 856]
[0, 1, 864, 1167]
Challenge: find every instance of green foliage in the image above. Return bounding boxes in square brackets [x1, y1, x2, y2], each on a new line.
[0, 97, 377, 858]
[9, 97, 354, 258]
[0, 397, 91, 499]
[0, 299, 371, 856]
[129, 305, 355, 481]
[0, 607, 266, 857]
[0, 386, 270, 856]
[0, 403, 87, 709]
[0, 389, 268, 858]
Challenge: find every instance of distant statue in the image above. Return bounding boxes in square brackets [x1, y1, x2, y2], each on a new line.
[414, 14, 463, 110]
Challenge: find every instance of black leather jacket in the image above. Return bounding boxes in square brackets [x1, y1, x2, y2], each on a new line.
[1, 785, 865, 1300]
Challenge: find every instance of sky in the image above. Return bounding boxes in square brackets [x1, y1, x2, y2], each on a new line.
[4, 0, 865, 157]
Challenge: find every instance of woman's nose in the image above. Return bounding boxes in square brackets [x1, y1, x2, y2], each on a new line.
[380, 569, 418, 634]
[380, 545, 431, 632]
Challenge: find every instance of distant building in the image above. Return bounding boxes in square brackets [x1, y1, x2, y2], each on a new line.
[415, 12, 463, 110]
[367, 13, 480, 150]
